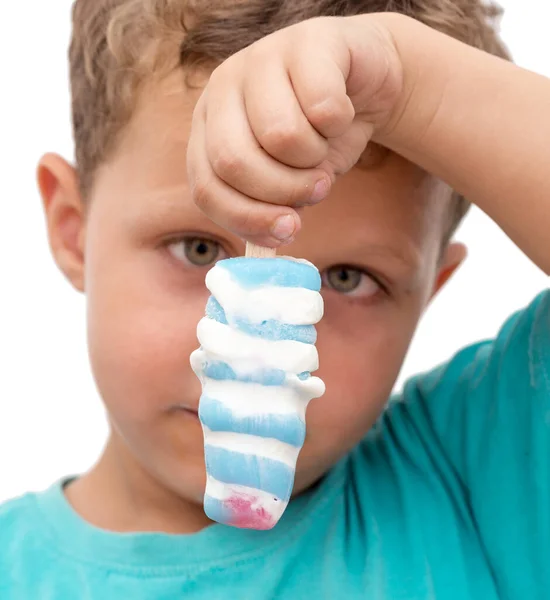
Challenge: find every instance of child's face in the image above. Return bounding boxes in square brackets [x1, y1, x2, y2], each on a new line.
[41, 74, 462, 510]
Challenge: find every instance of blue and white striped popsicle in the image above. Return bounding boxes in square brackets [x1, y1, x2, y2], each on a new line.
[190, 257, 325, 529]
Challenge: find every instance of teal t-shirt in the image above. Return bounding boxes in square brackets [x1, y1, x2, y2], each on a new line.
[2, 292, 549, 599]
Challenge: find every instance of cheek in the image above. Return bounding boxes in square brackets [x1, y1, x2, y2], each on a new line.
[86, 248, 207, 420]
[304, 297, 419, 460]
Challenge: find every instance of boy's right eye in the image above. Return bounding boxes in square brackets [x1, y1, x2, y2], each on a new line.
[167, 237, 225, 267]
[322, 264, 383, 299]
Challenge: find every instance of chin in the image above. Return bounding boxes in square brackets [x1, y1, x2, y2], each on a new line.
[155, 454, 208, 505]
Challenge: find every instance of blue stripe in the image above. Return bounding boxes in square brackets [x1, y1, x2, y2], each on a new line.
[205, 296, 228, 324]
[206, 297, 316, 344]
[204, 446, 294, 501]
[218, 257, 321, 291]
[203, 361, 287, 386]
[199, 397, 305, 447]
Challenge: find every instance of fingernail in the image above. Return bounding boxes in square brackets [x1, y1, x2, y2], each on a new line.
[310, 178, 331, 204]
[271, 214, 297, 241]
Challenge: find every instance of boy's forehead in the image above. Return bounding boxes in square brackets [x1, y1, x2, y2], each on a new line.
[298, 161, 447, 265]
[123, 73, 204, 148]
[107, 72, 447, 262]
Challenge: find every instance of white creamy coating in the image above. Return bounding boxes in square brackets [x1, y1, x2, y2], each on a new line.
[205, 266, 324, 325]
[203, 427, 301, 467]
[197, 318, 320, 374]
[190, 350, 326, 415]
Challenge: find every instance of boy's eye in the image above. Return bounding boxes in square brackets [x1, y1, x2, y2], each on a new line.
[168, 237, 224, 267]
[323, 265, 380, 297]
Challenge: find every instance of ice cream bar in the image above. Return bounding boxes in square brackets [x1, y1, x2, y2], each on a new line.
[190, 257, 325, 529]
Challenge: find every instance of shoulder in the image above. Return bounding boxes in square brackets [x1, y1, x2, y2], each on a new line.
[361, 291, 550, 594]
[341, 291, 550, 589]
[347, 290, 550, 501]
[0, 492, 40, 551]
[0, 489, 59, 598]
[407, 289, 549, 406]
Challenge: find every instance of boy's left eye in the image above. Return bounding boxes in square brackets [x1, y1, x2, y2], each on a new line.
[323, 265, 381, 298]
[167, 237, 225, 267]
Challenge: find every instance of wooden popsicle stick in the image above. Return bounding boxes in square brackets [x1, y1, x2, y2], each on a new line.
[245, 243, 277, 258]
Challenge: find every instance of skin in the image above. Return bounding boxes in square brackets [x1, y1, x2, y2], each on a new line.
[38, 71, 464, 534]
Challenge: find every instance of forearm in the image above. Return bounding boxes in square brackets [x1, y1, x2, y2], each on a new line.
[375, 14, 550, 274]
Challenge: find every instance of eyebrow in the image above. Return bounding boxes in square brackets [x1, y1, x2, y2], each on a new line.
[348, 242, 425, 292]
[359, 242, 421, 270]
[325, 234, 423, 273]
[129, 185, 203, 226]
[127, 186, 241, 242]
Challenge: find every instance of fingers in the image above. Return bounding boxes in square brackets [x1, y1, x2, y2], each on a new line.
[321, 120, 375, 175]
[188, 97, 302, 247]
[241, 23, 357, 169]
[242, 51, 328, 169]
[285, 25, 356, 140]
[204, 73, 332, 207]
[186, 17, 389, 244]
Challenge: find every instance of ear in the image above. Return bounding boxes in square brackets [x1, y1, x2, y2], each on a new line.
[37, 153, 86, 292]
[430, 241, 467, 301]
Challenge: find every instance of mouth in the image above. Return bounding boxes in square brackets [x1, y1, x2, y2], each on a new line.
[171, 405, 200, 421]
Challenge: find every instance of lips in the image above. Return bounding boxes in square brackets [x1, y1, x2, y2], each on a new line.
[173, 405, 200, 419]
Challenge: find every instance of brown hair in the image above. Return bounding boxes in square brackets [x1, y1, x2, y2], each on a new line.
[69, 0, 510, 239]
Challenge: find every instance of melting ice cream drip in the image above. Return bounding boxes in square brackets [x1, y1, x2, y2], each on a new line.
[190, 257, 325, 529]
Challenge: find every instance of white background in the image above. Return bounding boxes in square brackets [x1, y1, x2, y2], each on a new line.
[0, 1, 548, 503]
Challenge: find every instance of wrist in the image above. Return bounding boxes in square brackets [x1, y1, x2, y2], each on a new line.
[360, 12, 453, 151]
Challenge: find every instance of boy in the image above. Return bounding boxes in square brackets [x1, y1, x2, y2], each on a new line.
[1, 0, 549, 598]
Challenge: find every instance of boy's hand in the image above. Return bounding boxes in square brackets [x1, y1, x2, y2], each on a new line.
[188, 12, 550, 272]
[187, 16, 404, 247]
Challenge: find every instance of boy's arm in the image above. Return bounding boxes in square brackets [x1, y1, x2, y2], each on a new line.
[188, 13, 550, 273]
[377, 14, 550, 274]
